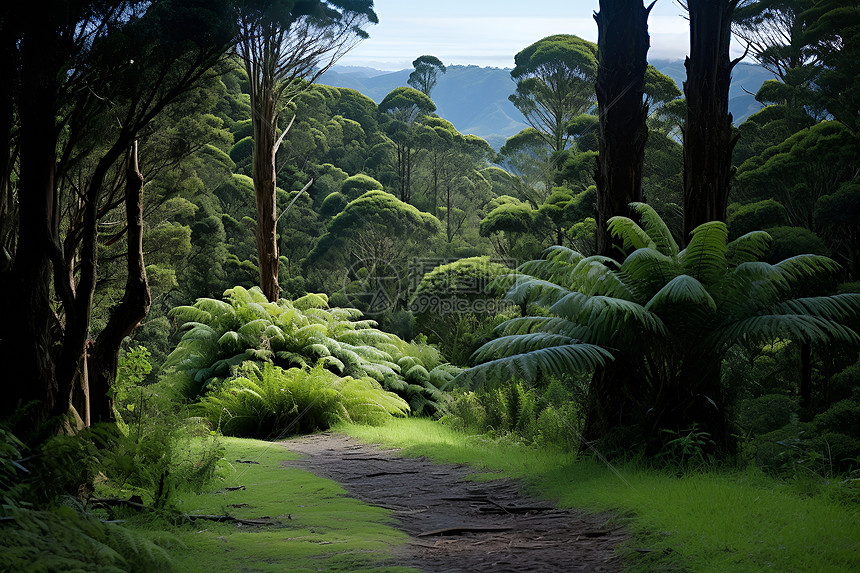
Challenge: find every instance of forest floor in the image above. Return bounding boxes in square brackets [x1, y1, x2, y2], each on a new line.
[281, 432, 628, 573]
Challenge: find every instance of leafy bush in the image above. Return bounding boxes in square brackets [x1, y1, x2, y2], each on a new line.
[736, 394, 799, 436]
[197, 362, 409, 438]
[162, 286, 459, 414]
[0, 506, 175, 573]
[440, 377, 584, 451]
[99, 346, 225, 509]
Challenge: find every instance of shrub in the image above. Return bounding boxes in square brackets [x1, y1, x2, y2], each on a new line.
[736, 394, 799, 436]
[162, 286, 458, 414]
[0, 506, 175, 573]
[197, 362, 409, 438]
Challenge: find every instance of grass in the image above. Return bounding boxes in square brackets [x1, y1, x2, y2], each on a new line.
[128, 437, 417, 573]
[339, 417, 860, 573]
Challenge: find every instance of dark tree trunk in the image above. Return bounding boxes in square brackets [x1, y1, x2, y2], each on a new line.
[682, 0, 740, 240]
[0, 9, 62, 422]
[583, 0, 653, 448]
[88, 143, 151, 423]
[593, 0, 652, 261]
[252, 98, 281, 302]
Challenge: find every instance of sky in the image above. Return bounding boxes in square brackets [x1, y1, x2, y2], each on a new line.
[338, 0, 746, 71]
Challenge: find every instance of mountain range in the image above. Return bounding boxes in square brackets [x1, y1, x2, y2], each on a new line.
[318, 60, 775, 150]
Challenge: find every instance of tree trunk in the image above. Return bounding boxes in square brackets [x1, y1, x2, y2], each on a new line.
[682, 0, 740, 240]
[583, 0, 653, 451]
[252, 95, 281, 302]
[0, 10, 61, 422]
[593, 0, 652, 261]
[88, 143, 151, 423]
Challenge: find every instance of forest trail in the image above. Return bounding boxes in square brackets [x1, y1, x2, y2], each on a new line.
[281, 433, 627, 573]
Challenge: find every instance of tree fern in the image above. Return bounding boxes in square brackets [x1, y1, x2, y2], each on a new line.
[457, 205, 860, 448]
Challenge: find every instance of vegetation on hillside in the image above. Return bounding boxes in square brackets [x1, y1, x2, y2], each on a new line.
[1, 0, 859, 571]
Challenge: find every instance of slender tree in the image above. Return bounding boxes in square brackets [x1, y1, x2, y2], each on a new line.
[234, 0, 377, 302]
[408, 55, 447, 97]
[378, 86, 436, 205]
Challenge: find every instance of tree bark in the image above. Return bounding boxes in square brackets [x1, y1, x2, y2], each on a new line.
[252, 94, 281, 302]
[0, 8, 62, 421]
[682, 0, 740, 240]
[88, 143, 151, 423]
[583, 0, 653, 449]
[593, 0, 652, 261]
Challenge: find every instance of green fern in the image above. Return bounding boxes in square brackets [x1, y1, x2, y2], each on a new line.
[162, 286, 458, 414]
[458, 203, 860, 443]
[197, 362, 408, 438]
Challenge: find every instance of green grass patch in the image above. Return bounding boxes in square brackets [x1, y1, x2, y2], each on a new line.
[339, 418, 860, 572]
[131, 437, 416, 573]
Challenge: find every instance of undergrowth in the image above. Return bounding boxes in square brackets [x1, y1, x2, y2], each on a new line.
[197, 362, 409, 437]
[142, 437, 417, 573]
[339, 417, 860, 573]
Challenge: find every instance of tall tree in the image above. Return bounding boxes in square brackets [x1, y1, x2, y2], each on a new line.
[801, 0, 860, 134]
[509, 35, 598, 153]
[587, 0, 655, 447]
[378, 86, 436, 205]
[0, 0, 235, 425]
[408, 55, 447, 97]
[681, 0, 743, 239]
[733, 0, 818, 81]
[234, 0, 377, 301]
[593, 0, 654, 259]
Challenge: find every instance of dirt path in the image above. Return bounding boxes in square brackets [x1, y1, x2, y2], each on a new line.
[281, 433, 627, 573]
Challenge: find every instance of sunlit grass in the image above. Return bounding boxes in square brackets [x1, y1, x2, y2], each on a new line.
[136, 437, 416, 573]
[339, 418, 860, 572]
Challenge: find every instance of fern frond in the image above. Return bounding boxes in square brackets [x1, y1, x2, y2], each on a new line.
[716, 313, 860, 347]
[644, 275, 717, 313]
[775, 254, 842, 283]
[459, 343, 613, 388]
[629, 202, 679, 255]
[472, 333, 581, 363]
[293, 292, 329, 310]
[542, 244, 586, 264]
[168, 305, 212, 327]
[607, 215, 655, 252]
[726, 231, 772, 265]
[680, 221, 729, 285]
[505, 277, 571, 308]
[778, 294, 860, 322]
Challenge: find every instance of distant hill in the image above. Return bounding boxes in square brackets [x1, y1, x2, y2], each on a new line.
[319, 60, 775, 149]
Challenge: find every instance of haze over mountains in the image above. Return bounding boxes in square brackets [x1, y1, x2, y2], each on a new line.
[319, 60, 775, 150]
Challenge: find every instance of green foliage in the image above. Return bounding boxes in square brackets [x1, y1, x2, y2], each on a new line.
[101, 347, 225, 510]
[509, 34, 598, 152]
[408, 55, 447, 96]
[378, 86, 436, 122]
[0, 506, 176, 573]
[411, 256, 515, 362]
[440, 377, 585, 451]
[459, 203, 860, 447]
[197, 362, 409, 438]
[162, 286, 457, 414]
[655, 424, 716, 470]
[737, 394, 799, 436]
[727, 199, 789, 239]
